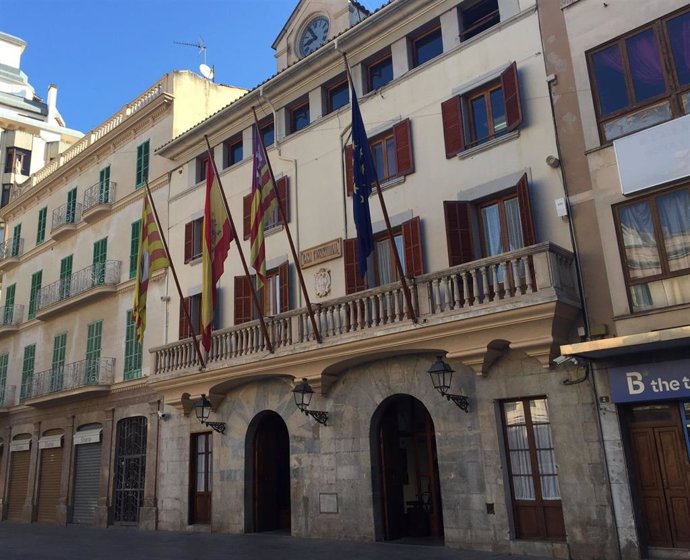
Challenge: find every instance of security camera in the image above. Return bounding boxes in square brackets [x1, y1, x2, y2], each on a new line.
[553, 355, 579, 366]
[157, 410, 169, 420]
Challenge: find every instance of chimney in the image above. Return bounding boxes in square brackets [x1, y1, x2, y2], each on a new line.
[47, 84, 58, 123]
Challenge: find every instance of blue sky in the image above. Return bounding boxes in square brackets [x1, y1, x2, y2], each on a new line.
[5, 0, 385, 134]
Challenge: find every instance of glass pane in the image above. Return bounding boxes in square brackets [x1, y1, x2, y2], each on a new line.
[657, 189, 690, 272]
[540, 475, 561, 500]
[395, 235, 405, 276]
[619, 201, 661, 279]
[629, 274, 690, 312]
[481, 203, 503, 256]
[377, 238, 393, 285]
[329, 83, 349, 112]
[507, 426, 529, 451]
[414, 28, 443, 67]
[512, 475, 535, 500]
[537, 450, 557, 475]
[369, 57, 393, 90]
[372, 143, 384, 183]
[471, 96, 489, 143]
[385, 138, 397, 179]
[197, 436, 205, 453]
[510, 450, 532, 475]
[504, 401, 525, 426]
[490, 87, 507, 134]
[592, 45, 629, 115]
[261, 124, 274, 147]
[230, 143, 243, 165]
[504, 197, 524, 251]
[532, 424, 553, 449]
[529, 399, 549, 423]
[292, 106, 310, 132]
[626, 29, 665, 103]
[667, 12, 690, 86]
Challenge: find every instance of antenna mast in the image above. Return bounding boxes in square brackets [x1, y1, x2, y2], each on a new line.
[174, 38, 215, 82]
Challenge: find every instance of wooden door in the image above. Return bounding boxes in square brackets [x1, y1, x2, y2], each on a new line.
[379, 405, 405, 540]
[190, 432, 212, 524]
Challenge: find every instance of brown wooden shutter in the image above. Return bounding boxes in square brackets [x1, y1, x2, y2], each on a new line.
[444, 201, 475, 266]
[516, 173, 535, 247]
[243, 194, 251, 240]
[179, 297, 190, 340]
[344, 144, 354, 196]
[393, 119, 414, 176]
[344, 238, 366, 294]
[402, 216, 424, 277]
[278, 261, 289, 313]
[441, 96, 465, 158]
[276, 177, 289, 224]
[502, 61, 523, 132]
[234, 275, 253, 324]
[184, 222, 193, 263]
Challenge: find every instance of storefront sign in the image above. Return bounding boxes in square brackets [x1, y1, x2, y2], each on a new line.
[608, 359, 690, 403]
[300, 239, 341, 268]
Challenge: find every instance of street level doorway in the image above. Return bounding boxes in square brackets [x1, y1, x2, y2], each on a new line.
[113, 416, 147, 525]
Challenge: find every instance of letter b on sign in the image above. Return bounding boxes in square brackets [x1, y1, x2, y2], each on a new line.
[626, 372, 645, 395]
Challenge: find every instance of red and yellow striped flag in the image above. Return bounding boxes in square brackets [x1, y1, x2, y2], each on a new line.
[133, 194, 170, 342]
[201, 158, 233, 352]
[250, 123, 278, 287]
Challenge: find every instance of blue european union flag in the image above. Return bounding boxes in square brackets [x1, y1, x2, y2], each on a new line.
[350, 83, 376, 279]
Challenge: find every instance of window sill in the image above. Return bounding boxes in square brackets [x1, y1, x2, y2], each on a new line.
[265, 224, 284, 237]
[457, 130, 520, 159]
[614, 301, 690, 322]
[379, 175, 406, 192]
[187, 256, 202, 266]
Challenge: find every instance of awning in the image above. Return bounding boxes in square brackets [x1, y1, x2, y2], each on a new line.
[10, 439, 31, 452]
[39, 435, 63, 449]
[73, 428, 102, 445]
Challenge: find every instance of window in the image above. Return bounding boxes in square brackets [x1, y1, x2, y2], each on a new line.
[51, 333, 66, 392]
[459, 0, 500, 41]
[344, 119, 414, 195]
[287, 98, 310, 134]
[365, 52, 394, 93]
[344, 217, 423, 293]
[442, 62, 522, 156]
[443, 173, 535, 266]
[0, 353, 8, 406]
[3, 284, 15, 325]
[130, 220, 141, 279]
[196, 153, 210, 184]
[59, 255, 73, 300]
[234, 261, 289, 324]
[28, 270, 42, 320]
[36, 207, 47, 244]
[223, 135, 243, 168]
[99, 165, 111, 204]
[242, 176, 289, 239]
[184, 217, 204, 262]
[411, 23, 443, 68]
[1, 184, 11, 207]
[136, 140, 150, 187]
[19, 343, 35, 403]
[124, 310, 142, 380]
[588, 7, 690, 142]
[614, 184, 690, 312]
[189, 432, 212, 525]
[4, 147, 31, 175]
[179, 293, 202, 339]
[500, 398, 565, 540]
[92, 237, 107, 285]
[86, 320, 103, 383]
[259, 117, 275, 148]
[66, 187, 77, 224]
[11, 223, 21, 257]
[325, 76, 349, 114]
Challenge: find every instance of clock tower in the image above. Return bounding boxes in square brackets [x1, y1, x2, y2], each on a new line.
[272, 0, 370, 72]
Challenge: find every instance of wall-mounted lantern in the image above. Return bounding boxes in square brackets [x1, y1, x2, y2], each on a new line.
[194, 394, 226, 434]
[292, 378, 328, 425]
[427, 356, 469, 413]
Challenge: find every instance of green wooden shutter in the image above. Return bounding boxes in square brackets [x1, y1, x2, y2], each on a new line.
[36, 207, 47, 244]
[85, 320, 103, 384]
[99, 166, 111, 203]
[124, 310, 142, 380]
[60, 255, 73, 299]
[28, 270, 42, 320]
[3, 284, 15, 324]
[136, 141, 150, 187]
[20, 343, 36, 402]
[0, 353, 8, 405]
[11, 223, 21, 256]
[92, 238, 107, 285]
[67, 188, 77, 223]
[51, 333, 67, 392]
[130, 220, 141, 279]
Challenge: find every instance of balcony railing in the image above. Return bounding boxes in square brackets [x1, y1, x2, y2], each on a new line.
[0, 384, 15, 408]
[0, 304, 23, 327]
[0, 237, 24, 261]
[22, 357, 115, 402]
[152, 243, 578, 375]
[38, 260, 121, 311]
[83, 181, 116, 212]
[51, 202, 82, 232]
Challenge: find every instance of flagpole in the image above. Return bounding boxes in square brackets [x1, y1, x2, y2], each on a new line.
[251, 107, 323, 343]
[203, 135, 275, 354]
[144, 180, 206, 368]
[342, 53, 417, 323]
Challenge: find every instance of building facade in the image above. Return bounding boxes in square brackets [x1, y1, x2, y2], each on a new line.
[543, 0, 690, 558]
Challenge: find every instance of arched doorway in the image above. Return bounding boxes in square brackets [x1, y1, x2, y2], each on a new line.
[246, 411, 291, 533]
[371, 394, 444, 542]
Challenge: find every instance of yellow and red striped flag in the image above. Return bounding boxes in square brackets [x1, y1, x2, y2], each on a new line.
[250, 123, 278, 287]
[133, 194, 170, 342]
[201, 158, 233, 352]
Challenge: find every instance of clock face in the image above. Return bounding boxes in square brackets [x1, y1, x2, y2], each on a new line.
[299, 16, 330, 57]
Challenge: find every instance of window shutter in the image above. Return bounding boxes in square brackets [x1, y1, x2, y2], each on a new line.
[179, 297, 190, 340]
[441, 96, 465, 158]
[345, 145, 354, 197]
[234, 275, 253, 325]
[278, 261, 289, 313]
[276, 176, 289, 224]
[394, 119, 414, 176]
[444, 201, 475, 266]
[184, 222, 193, 263]
[402, 216, 424, 277]
[516, 173, 535, 247]
[344, 238, 366, 294]
[501, 61, 523, 132]
[243, 194, 252, 240]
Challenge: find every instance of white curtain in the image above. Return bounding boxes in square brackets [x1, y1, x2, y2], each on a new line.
[619, 201, 661, 279]
[657, 189, 690, 272]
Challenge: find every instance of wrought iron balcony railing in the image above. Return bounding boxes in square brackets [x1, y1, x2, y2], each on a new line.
[22, 357, 115, 402]
[0, 384, 15, 408]
[0, 237, 24, 260]
[0, 304, 24, 326]
[51, 202, 82, 232]
[83, 181, 117, 212]
[38, 260, 121, 310]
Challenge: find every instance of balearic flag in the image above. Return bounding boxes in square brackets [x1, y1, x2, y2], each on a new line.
[250, 123, 278, 287]
[350, 82, 376, 279]
[132, 194, 170, 342]
[201, 158, 233, 352]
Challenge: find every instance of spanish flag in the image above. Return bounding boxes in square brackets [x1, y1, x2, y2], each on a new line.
[201, 158, 232, 353]
[133, 194, 170, 342]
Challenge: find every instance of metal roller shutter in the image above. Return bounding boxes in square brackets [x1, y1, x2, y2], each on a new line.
[37, 447, 63, 523]
[72, 442, 101, 524]
[7, 450, 30, 521]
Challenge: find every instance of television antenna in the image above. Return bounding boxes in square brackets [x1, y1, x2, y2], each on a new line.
[174, 37, 215, 82]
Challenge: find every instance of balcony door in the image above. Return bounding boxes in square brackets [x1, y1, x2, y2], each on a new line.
[99, 166, 110, 203]
[85, 321, 102, 385]
[92, 238, 107, 285]
[59, 255, 72, 300]
[51, 333, 66, 392]
[189, 432, 212, 524]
